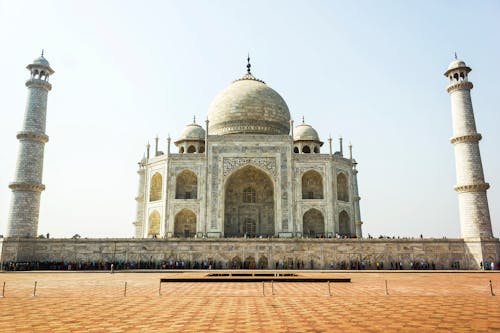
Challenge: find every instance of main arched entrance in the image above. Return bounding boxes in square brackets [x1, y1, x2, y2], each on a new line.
[224, 165, 274, 237]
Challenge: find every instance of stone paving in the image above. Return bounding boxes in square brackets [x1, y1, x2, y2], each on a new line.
[0, 271, 498, 332]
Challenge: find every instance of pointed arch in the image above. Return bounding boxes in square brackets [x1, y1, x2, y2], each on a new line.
[302, 170, 323, 199]
[244, 256, 256, 269]
[174, 209, 196, 237]
[149, 173, 162, 202]
[231, 256, 242, 269]
[176, 169, 198, 199]
[337, 172, 349, 202]
[303, 208, 325, 237]
[339, 210, 350, 236]
[224, 164, 274, 237]
[258, 256, 269, 269]
[148, 210, 160, 237]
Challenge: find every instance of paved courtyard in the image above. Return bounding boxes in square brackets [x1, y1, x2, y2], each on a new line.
[0, 271, 498, 332]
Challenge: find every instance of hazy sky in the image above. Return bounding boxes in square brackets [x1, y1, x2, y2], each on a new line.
[0, 1, 499, 238]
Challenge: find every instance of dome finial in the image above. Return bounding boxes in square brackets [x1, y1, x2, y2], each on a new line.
[454, 52, 457, 60]
[41, 49, 44, 57]
[246, 53, 251, 74]
[301, 116, 305, 124]
[193, 115, 196, 124]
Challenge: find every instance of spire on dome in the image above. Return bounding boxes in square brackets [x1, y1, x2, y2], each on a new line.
[454, 52, 457, 60]
[302, 116, 305, 124]
[193, 115, 196, 124]
[234, 55, 265, 83]
[247, 53, 251, 74]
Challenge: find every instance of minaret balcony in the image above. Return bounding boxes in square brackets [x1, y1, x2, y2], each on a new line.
[446, 81, 473, 93]
[450, 133, 482, 144]
[9, 182, 45, 192]
[25, 78, 52, 90]
[16, 131, 49, 143]
[454, 182, 490, 193]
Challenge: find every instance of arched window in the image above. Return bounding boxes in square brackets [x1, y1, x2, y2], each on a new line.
[174, 209, 196, 237]
[149, 173, 162, 202]
[302, 145, 311, 153]
[313, 146, 319, 153]
[179, 146, 185, 154]
[293, 147, 299, 153]
[339, 210, 350, 236]
[337, 173, 349, 202]
[303, 208, 325, 237]
[175, 170, 197, 199]
[243, 187, 256, 203]
[244, 218, 256, 236]
[148, 210, 160, 237]
[187, 145, 196, 153]
[302, 170, 323, 199]
[199, 146, 205, 153]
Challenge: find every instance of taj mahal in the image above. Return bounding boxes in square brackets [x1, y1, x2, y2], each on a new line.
[0, 53, 499, 270]
[132, 57, 362, 240]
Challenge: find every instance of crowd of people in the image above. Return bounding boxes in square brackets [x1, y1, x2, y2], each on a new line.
[1, 258, 491, 271]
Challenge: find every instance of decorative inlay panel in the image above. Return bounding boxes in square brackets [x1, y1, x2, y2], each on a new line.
[223, 157, 277, 178]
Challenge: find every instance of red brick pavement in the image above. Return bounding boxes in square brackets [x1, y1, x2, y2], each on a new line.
[0, 271, 498, 332]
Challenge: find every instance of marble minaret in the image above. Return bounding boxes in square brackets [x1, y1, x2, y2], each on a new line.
[6, 53, 54, 238]
[445, 56, 498, 267]
[445, 57, 493, 240]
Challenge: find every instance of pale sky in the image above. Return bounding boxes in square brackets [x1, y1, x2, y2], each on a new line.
[0, 1, 499, 238]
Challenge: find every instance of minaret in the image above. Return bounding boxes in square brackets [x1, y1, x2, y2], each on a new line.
[6, 53, 54, 238]
[444, 57, 493, 240]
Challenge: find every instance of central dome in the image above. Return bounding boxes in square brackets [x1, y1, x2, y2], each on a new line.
[207, 72, 291, 135]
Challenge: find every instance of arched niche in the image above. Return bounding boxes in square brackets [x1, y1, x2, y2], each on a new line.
[302, 170, 323, 199]
[337, 173, 349, 202]
[174, 209, 196, 237]
[303, 208, 325, 237]
[149, 173, 162, 202]
[339, 210, 350, 236]
[175, 170, 198, 199]
[148, 210, 160, 237]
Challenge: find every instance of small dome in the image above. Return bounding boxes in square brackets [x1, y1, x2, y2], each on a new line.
[444, 57, 471, 76]
[33, 55, 50, 67]
[177, 122, 205, 142]
[447, 59, 466, 71]
[207, 73, 290, 135]
[293, 121, 320, 142]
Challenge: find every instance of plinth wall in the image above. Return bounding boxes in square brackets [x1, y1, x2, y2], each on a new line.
[1, 238, 499, 269]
